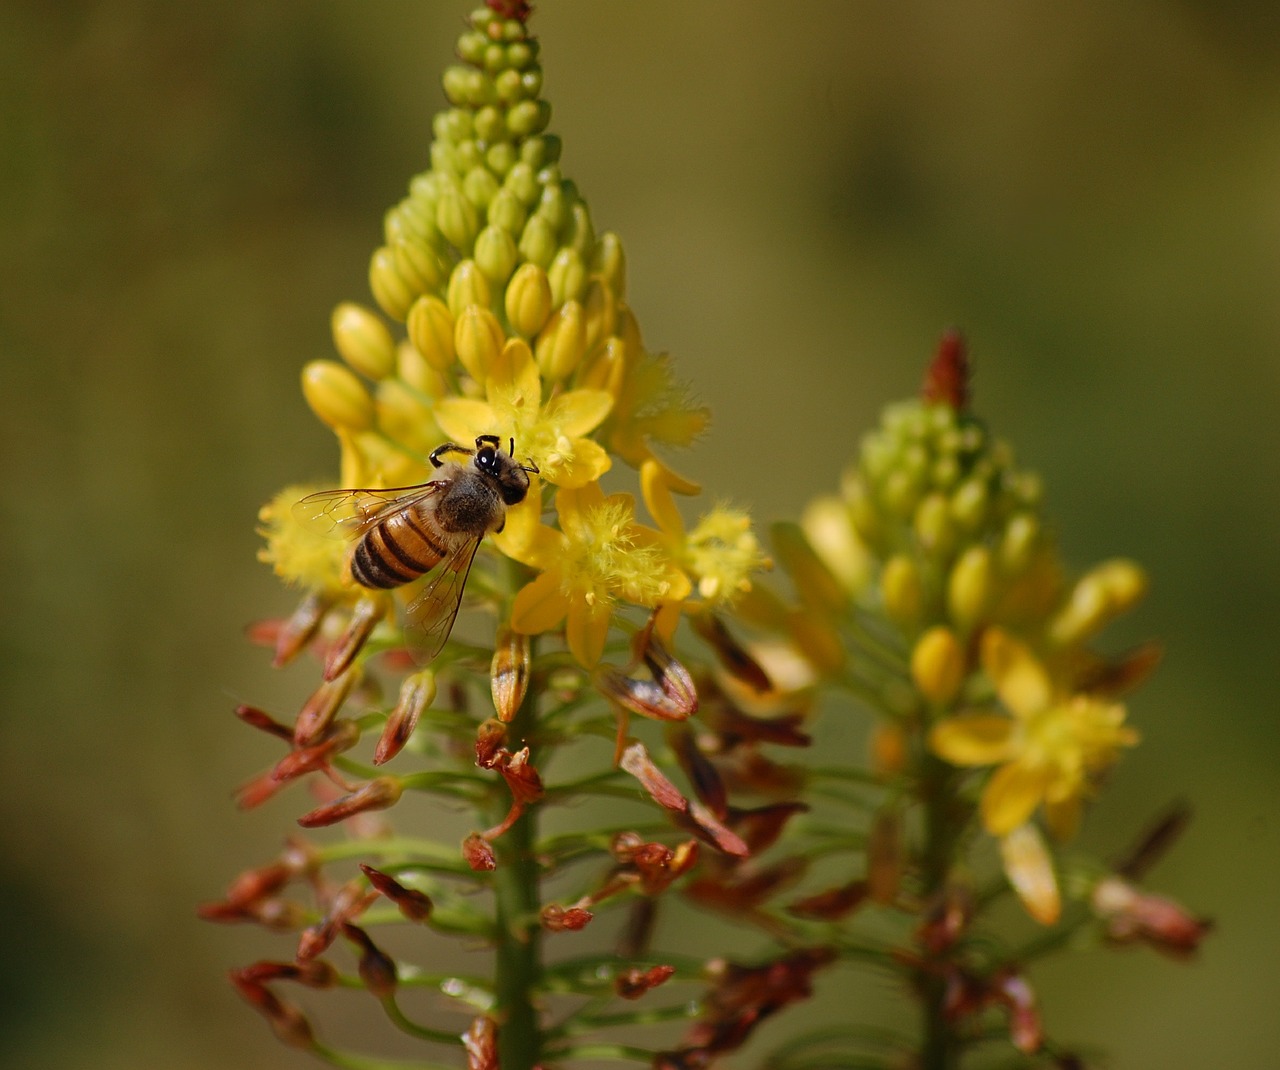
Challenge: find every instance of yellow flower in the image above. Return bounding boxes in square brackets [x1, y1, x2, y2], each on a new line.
[507, 481, 691, 667]
[640, 458, 769, 604]
[433, 338, 612, 489]
[928, 628, 1139, 839]
[257, 485, 349, 596]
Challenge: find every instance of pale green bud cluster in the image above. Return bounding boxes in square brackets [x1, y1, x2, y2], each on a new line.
[845, 399, 1048, 637]
[369, 6, 604, 323]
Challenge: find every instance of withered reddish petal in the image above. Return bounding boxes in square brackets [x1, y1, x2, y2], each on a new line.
[685, 801, 750, 858]
[728, 802, 809, 854]
[296, 777, 403, 828]
[475, 719, 508, 769]
[226, 862, 293, 908]
[671, 727, 728, 818]
[273, 591, 333, 667]
[620, 742, 689, 813]
[705, 704, 812, 748]
[359, 863, 433, 921]
[499, 747, 544, 805]
[994, 970, 1042, 1054]
[294, 669, 359, 747]
[786, 879, 870, 921]
[237, 959, 337, 989]
[1076, 640, 1163, 697]
[596, 666, 695, 722]
[609, 831, 646, 862]
[235, 704, 294, 741]
[342, 923, 398, 998]
[229, 972, 316, 1050]
[462, 1015, 499, 1070]
[615, 964, 676, 999]
[235, 771, 288, 810]
[490, 627, 531, 723]
[324, 596, 387, 681]
[541, 904, 593, 932]
[691, 613, 772, 693]
[463, 833, 497, 871]
[642, 635, 699, 717]
[618, 897, 658, 959]
[375, 672, 435, 766]
[273, 720, 360, 782]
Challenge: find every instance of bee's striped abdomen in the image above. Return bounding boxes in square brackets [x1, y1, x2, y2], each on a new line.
[350, 511, 448, 590]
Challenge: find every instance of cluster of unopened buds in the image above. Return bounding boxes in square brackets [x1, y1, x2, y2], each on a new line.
[205, 4, 1208, 1069]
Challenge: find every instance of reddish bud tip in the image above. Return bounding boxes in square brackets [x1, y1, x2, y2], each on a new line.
[922, 329, 970, 410]
[787, 879, 870, 921]
[620, 742, 689, 814]
[463, 833, 497, 872]
[297, 777, 402, 828]
[462, 1015, 500, 1070]
[228, 971, 316, 1049]
[541, 903, 593, 932]
[342, 923, 398, 998]
[615, 964, 676, 999]
[359, 863, 433, 922]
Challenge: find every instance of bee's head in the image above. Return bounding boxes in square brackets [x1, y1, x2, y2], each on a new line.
[474, 435, 536, 505]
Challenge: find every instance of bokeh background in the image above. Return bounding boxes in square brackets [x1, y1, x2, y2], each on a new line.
[4, 2, 1278, 1067]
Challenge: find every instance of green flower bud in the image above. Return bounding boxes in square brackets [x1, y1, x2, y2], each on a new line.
[331, 302, 395, 380]
[563, 202, 595, 257]
[463, 166, 500, 212]
[446, 259, 492, 317]
[485, 141, 517, 177]
[487, 188, 527, 236]
[950, 476, 989, 533]
[391, 237, 445, 295]
[507, 99, 550, 138]
[494, 69, 523, 105]
[547, 247, 586, 306]
[519, 214, 558, 268]
[436, 187, 479, 252]
[913, 492, 956, 558]
[520, 133, 559, 169]
[457, 31, 487, 66]
[505, 161, 540, 207]
[506, 40, 537, 71]
[474, 224, 518, 286]
[504, 262, 552, 338]
[999, 512, 1041, 575]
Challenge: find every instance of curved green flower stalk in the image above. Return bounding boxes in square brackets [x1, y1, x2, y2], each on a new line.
[205, 7, 1208, 1070]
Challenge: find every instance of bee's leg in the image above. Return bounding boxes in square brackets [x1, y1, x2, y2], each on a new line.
[429, 442, 471, 468]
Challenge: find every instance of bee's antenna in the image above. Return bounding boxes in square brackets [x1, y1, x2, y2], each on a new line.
[509, 437, 516, 457]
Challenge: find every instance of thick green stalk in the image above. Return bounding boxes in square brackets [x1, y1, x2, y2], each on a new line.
[492, 656, 543, 1069]
[918, 749, 961, 1070]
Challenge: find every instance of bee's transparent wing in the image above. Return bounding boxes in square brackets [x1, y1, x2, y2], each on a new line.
[293, 482, 441, 539]
[403, 536, 482, 664]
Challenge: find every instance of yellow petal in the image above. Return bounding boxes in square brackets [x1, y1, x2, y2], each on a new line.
[640, 458, 687, 540]
[434, 398, 499, 445]
[555, 481, 608, 543]
[544, 388, 614, 437]
[982, 628, 1052, 718]
[543, 437, 611, 488]
[510, 571, 569, 635]
[928, 714, 1016, 766]
[489, 487, 547, 565]
[982, 761, 1051, 837]
[566, 597, 611, 668]
[487, 337, 535, 392]
[1000, 824, 1061, 925]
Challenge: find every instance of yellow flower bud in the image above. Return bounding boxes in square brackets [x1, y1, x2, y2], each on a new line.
[591, 231, 626, 298]
[446, 259, 492, 317]
[563, 202, 596, 258]
[999, 511, 1041, 576]
[548, 247, 586, 307]
[579, 335, 627, 396]
[375, 378, 439, 450]
[534, 299, 586, 382]
[455, 305, 505, 383]
[519, 214, 558, 268]
[882, 553, 924, 628]
[488, 188, 527, 237]
[910, 625, 966, 707]
[800, 495, 870, 597]
[406, 295, 456, 373]
[301, 360, 374, 432]
[504, 262, 552, 338]
[397, 340, 446, 397]
[369, 245, 416, 321]
[582, 276, 616, 354]
[1048, 558, 1148, 648]
[435, 185, 479, 251]
[1000, 824, 1061, 926]
[772, 522, 846, 616]
[913, 492, 956, 558]
[947, 545, 996, 632]
[392, 236, 446, 295]
[474, 224, 518, 286]
[331, 302, 396, 381]
[950, 477, 990, 533]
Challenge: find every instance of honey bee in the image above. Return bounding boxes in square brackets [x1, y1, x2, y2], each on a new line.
[296, 435, 538, 663]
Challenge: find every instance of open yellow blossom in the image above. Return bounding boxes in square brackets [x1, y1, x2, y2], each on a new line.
[257, 484, 348, 596]
[434, 338, 612, 488]
[640, 458, 770, 604]
[507, 481, 691, 667]
[928, 628, 1139, 839]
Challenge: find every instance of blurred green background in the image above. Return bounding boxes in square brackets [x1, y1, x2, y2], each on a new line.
[3, 2, 1278, 1067]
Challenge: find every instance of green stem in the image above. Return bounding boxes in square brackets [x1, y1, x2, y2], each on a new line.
[492, 649, 543, 1070]
[918, 750, 961, 1070]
